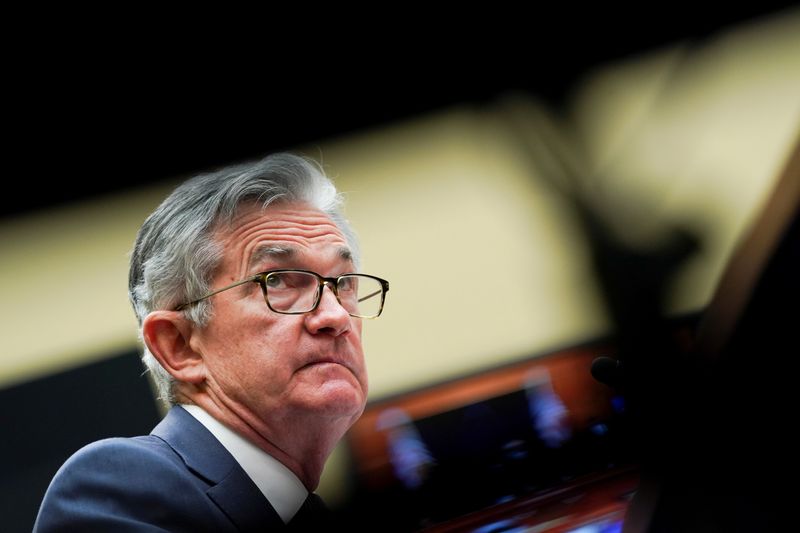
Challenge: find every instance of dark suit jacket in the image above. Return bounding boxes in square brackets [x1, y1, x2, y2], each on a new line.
[33, 405, 288, 532]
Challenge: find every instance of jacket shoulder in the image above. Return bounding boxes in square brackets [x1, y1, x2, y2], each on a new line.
[34, 436, 229, 532]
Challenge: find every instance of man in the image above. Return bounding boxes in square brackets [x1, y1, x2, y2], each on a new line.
[34, 153, 389, 531]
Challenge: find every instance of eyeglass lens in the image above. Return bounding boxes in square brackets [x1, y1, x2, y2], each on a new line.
[264, 272, 383, 317]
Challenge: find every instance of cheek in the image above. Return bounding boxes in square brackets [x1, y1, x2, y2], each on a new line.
[351, 322, 369, 386]
[199, 315, 296, 396]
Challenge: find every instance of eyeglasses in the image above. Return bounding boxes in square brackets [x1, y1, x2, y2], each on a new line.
[174, 269, 389, 319]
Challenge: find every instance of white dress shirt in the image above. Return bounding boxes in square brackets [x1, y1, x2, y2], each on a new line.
[181, 404, 308, 524]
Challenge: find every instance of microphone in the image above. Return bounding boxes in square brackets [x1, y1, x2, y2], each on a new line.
[591, 356, 624, 388]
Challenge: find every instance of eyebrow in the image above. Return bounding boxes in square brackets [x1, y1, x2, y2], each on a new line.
[248, 245, 295, 271]
[247, 244, 354, 271]
[338, 246, 354, 263]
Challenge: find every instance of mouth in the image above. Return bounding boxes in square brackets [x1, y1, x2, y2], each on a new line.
[299, 357, 350, 372]
[295, 355, 366, 394]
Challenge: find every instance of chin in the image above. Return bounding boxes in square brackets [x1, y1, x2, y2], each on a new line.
[308, 381, 366, 419]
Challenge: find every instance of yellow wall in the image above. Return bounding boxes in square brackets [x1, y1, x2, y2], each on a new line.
[570, 9, 800, 314]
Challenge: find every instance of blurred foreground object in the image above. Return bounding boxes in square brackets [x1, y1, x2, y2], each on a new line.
[501, 93, 798, 531]
[623, 132, 799, 532]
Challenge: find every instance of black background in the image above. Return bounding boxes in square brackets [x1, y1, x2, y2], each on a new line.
[5, 4, 798, 220]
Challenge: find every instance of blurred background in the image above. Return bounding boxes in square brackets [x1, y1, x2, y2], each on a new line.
[2, 5, 799, 531]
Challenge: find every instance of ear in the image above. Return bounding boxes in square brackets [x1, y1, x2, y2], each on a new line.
[142, 310, 206, 385]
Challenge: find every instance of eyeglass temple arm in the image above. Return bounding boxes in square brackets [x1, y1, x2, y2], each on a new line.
[174, 276, 260, 311]
[358, 289, 383, 303]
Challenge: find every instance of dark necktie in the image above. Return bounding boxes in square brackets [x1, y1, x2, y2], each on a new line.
[288, 493, 329, 531]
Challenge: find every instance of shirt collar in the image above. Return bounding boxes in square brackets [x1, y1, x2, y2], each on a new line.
[181, 404, 308, 524]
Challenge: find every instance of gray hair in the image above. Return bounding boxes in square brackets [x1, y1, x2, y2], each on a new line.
[128, 153, 359, 405]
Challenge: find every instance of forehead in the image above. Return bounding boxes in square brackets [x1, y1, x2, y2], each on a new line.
[215, 201, 351, 271]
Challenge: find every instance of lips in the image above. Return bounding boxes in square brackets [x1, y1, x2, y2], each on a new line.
[299, 356, 352, 373]
[295, 347, 364, 384]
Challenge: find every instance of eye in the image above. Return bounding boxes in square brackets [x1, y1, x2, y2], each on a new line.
[265, 271, 318, 290]
[338, 276, 358, 292]
[265, 273, 287, 289]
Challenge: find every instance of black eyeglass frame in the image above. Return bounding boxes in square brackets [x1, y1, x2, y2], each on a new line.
[174, 269, 389, 319]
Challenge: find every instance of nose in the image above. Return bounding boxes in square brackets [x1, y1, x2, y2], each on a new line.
[304, 283, 351, 336]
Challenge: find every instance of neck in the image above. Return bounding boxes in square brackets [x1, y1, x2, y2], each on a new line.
[176, 388, 356, 490]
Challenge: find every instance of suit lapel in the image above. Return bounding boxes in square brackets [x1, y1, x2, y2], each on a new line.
[152, 406, 285, 531]
[207, 466, 285, 531]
